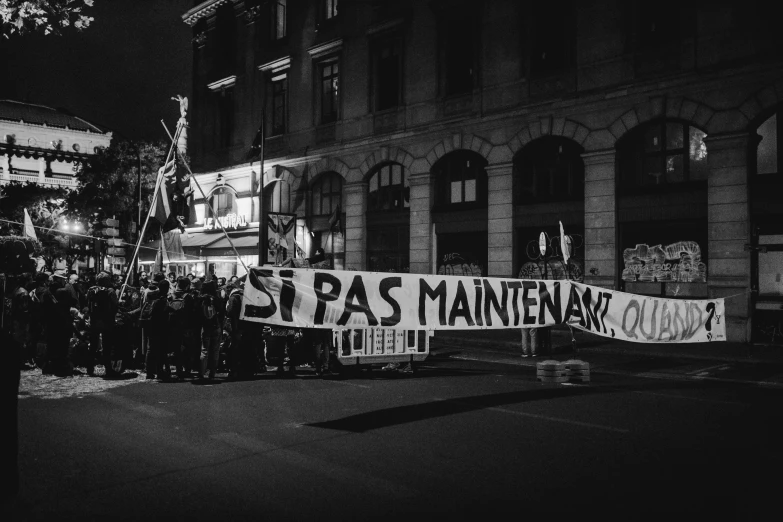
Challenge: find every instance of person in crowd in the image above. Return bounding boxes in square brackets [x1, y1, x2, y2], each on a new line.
[42, 285, 75, 377]
[167, 272, 176, 285]
[196, 280, 224, 380]
[86, 271, 120, 378]
[69, 307, 90, 371]
[140, 279, 171, 381]
[28, 272, 51, 368]
[64, 273, 85, 310]
[225, 280, 245, 380]
[3, 275, 31, 370]
[168, 277, 197, 380]
[228, 275, 239, 286]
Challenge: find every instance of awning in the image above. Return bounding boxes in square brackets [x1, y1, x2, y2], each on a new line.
[181, 232, 221, 248]
[201, 234, 259, 256]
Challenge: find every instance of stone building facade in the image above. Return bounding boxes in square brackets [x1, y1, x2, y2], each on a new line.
[181, 0, 783, 344]
[0, 99, 112, 189]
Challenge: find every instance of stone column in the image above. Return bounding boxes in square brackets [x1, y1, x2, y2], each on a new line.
[704, 132, 750, 343]
[344, 180, 367, 271]
[408, 162, 433, 275]
[38, 157, 46, 182]
[486, 162, 513, 277]
[0, 153, 9, 181]
[582, 149, 617, 289]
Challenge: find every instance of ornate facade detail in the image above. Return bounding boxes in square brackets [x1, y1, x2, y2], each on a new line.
[244, 5, 263, 25]
[192, 31, 207, 48]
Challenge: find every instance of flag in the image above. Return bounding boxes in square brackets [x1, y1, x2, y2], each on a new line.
[559, 221, 570, 265]
[162, 230, 186, 262]
[247, 118, 264, 161]
[154, 157, 189, 233]
[23, 208, 37, 241]
[328, 204, 341, 232]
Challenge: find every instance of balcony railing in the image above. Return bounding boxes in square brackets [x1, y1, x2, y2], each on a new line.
[0, 172, 78, 187]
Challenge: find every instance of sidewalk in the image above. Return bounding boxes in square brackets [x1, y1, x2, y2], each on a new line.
[430, 326, 783, 365]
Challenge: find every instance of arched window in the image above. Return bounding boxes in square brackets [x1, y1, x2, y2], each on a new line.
[618, 120, 708, 192]
[433, 150, 487, 207]
[209, 186, 237, 218]
[756, 112, 779, 176]
[368, 162, 409, 211]
[311, 171, 343, 216]
[263, 180, 292, 214]
[515, 137, 584, 203]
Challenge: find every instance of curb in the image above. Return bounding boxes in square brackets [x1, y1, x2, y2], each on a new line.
[431, 336, 780, 366]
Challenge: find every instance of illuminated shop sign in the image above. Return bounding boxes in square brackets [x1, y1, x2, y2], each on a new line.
[204, 213, 248, 231]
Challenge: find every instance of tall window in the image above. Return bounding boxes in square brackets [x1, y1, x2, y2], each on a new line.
[311, 172, 343, 216]
[372, 36, 402, 112]
[319, 60, 340, 124]
[213, 87, 234, 150]
[323, 0, 338, 20]
[529, 2, 575, 75]
[263, 180, 292, 213]
[215, 3, 236, 74]
[368, 163, 409, 211]
[444, 13, 474, 96]
[210, 187, 237, 218]
[267, 74, 287, 136]
[433, 151, 487, 206]
[756, 113, 779, 176]
[270, 0, 286, 40]
[516, 137, 584, 203]
[618, 121, 708, 192]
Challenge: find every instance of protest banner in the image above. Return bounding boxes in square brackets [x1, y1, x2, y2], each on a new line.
[240, 267, 726, 343]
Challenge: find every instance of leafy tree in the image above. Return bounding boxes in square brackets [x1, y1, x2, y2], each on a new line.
[1, 0, 94, 38]
[66, 139, 170, 243]
[0, 181, 69, 269]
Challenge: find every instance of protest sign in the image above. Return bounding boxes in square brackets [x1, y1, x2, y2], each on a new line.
[241, 268, 726, 343]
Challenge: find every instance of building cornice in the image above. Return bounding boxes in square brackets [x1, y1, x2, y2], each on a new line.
[307, 39, 343, 59]
[182, 0, 233, 26]
[258, 56, 292, 73]
[207, 75, 237, 91]
[0, 117, 112, 138]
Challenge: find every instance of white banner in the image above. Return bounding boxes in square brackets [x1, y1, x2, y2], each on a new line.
[240, 268, 726, 343]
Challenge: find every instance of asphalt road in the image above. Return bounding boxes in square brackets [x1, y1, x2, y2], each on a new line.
[10, 355, 783, 521]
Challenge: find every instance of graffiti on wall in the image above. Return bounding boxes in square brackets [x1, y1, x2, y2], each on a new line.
[518, 259, 584, 282]
[622, 241, 707, 283]
[437, 253, 483, 277]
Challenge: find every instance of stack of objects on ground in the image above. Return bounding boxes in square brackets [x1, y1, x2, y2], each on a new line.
[536, 359, 590, 384]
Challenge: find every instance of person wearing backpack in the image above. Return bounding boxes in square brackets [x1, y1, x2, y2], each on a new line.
[196, 280, 224, 380]
[167, 277, 197, 380]
[225, 281, 244, 380]
[86, 271, 120, 378]
[139, 279, 171, 380]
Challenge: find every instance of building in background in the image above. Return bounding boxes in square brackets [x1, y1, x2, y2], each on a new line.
[181, 0, 783, 344]
[0, 99, 112, 189]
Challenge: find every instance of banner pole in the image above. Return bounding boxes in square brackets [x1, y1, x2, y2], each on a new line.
[160, 121, 250, 276]
[119, 122, 183, 301]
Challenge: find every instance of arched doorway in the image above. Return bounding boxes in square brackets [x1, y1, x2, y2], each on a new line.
[309, 171, 345, 269]
[514, 136, 585, 280]
[750, 109, 783, 344]
[431, 150, 488, 276]
[616, 119, 709, 297]
[366, 162, 410, 273]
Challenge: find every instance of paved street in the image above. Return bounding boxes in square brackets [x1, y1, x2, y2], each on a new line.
[9, 342, 783, 521]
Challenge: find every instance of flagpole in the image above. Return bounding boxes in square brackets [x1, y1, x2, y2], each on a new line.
[256, 115, 265, 267]
[119, 121, 183, 300]
[160, 121, 251, 276]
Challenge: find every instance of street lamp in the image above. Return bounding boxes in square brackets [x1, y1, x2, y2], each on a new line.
[60, 219, 83, 272]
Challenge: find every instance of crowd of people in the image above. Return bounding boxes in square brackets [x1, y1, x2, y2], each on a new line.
[2, 269, 329, 381]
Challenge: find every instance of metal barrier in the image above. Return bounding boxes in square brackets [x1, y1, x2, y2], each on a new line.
[333, 328, 431, 366]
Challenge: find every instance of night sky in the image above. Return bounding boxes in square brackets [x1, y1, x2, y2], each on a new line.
[1, 0, 193, 142]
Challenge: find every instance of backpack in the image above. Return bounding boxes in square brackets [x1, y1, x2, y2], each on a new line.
[87, 286, 114, 329]
[201, 295, 217, 322]
[168, 295, 189, 328]
[138, 297, 167, 328]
